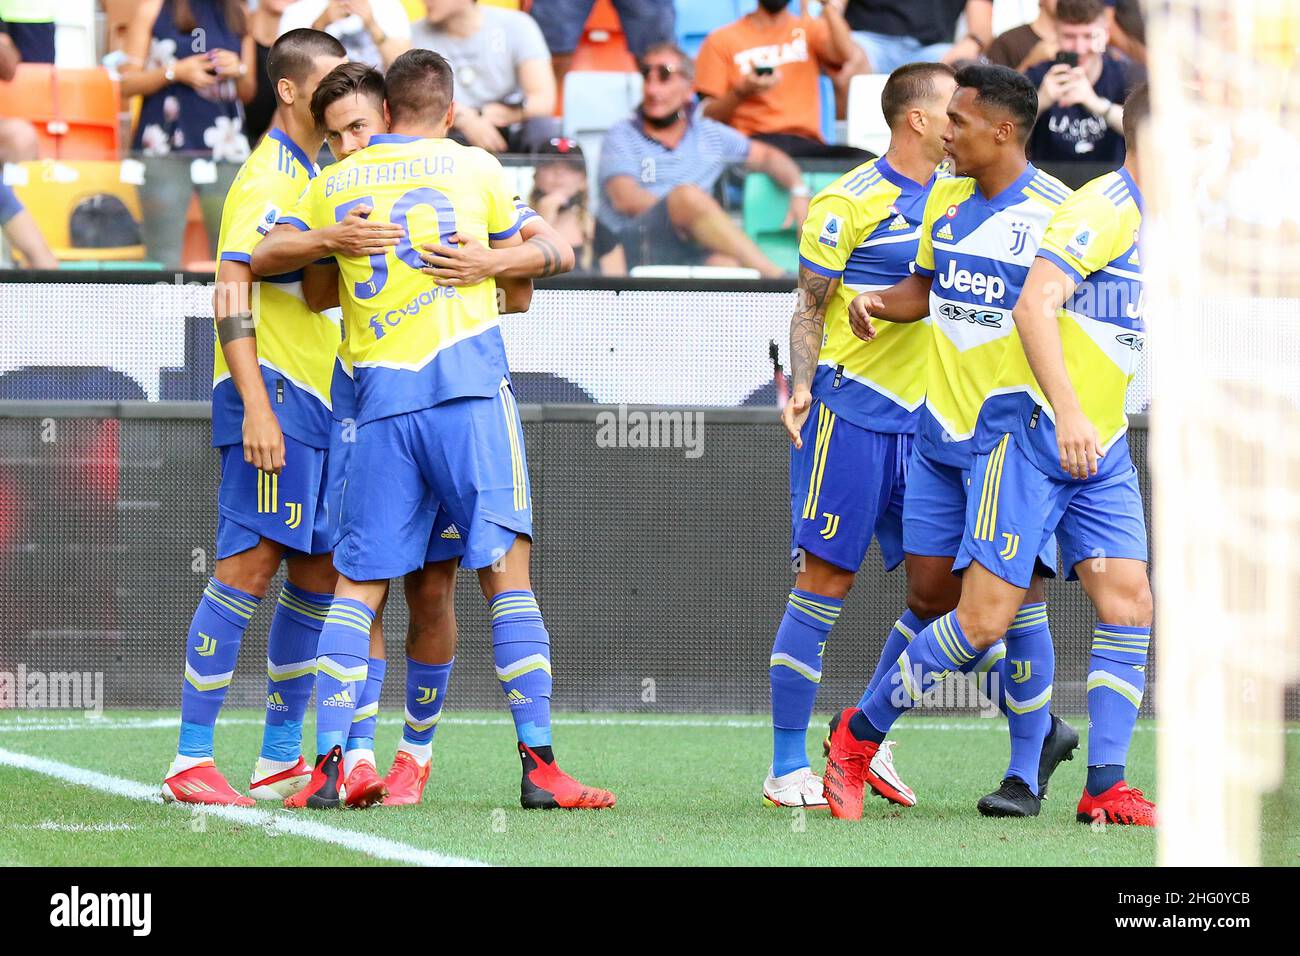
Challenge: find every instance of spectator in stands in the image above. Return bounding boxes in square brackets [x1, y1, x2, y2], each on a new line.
[0, 20, 38, 163]
[985, 0, 1058, 71]
[844, 0, 992, 72]
[278, 0, 411, 69]
[694, 0, 872, 161]
[0, 2, 54, 64]
[412, 0, 560, 153]
[246, 0, 294, 145]
[0, 179, 57, 269]
[598, 42, 808, 278]
[530, 0, 674, 93]
[1026, 0, 1141, 171]
[120, 0, 257, 267]
[527, 138, 598, 274]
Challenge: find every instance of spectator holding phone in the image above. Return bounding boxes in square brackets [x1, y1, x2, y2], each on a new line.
[694, 0, 871, 160]
[119, 0, 257, 267]
[1025, 0, 1141, 170]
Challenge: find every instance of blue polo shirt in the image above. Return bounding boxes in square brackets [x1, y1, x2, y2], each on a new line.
[597, 106, 751, 234]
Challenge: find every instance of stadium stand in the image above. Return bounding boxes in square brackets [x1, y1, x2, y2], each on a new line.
[7, 160, 145, 262]
[845, 71, 890, 158]
[741, 169, 840, 273]
[675, 0, 746, 57]
[53, 0, 97, 68]
[561, 69, 643, 202]
[4, 64, 120, 161]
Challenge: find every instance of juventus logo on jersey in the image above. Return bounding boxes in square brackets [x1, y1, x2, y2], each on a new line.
[1009, 220, 1031, 256]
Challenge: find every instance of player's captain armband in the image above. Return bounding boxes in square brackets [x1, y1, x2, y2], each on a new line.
[818, 213, 843, 248]
[257, 203, 282, 237]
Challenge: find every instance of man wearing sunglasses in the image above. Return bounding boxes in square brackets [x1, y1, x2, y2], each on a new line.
[598, 42, 808, 277]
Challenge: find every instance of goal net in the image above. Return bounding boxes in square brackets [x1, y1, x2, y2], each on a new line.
[1144, 0, 1300, 865]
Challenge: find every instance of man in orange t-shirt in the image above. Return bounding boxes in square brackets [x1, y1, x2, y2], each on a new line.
[695, 0, 871, 161]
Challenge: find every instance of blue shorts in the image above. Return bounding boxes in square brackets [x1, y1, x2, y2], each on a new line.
[955, 433, 1147, 588]
[790, 400, 908, 573]
[904, 445, 1057, 575]
[216, 435, 331, 559]
[530, 0, 675, 56]
[327, 419, 465, 568]
[333, 382, 532, 580]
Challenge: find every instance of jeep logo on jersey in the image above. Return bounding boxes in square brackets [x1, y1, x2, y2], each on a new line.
[936, 260, 1006, 303]
[937, 302, 1002, 328]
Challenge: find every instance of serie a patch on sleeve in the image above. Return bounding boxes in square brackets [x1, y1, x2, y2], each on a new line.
[818, 213, 842, 248]
[257, 203, 282, 236]
[1065, 224, 1092, 259]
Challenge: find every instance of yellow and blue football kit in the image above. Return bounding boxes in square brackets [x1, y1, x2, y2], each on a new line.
[213, 127, 340, 557]
[791, 157, 935, 572]
[280, 133, 528, 577]
[957, 168, 1148, 587]
[903, 164, 1069, 572]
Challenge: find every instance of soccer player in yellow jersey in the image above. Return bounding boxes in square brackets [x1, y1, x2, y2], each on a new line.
[822, 65, 1081, 820]
[765, 63, 955, 810]
[954, 85, 1155, 825]
[161, 29, 358, 808]
[288, 61, 576, 808]
[253, 50, 613, 810]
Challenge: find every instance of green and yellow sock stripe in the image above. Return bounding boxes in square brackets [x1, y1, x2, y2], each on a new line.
[1087, 669, 1144, 708]
[404, 707, 442, 733]
[896, 650, 922, 701]
[266, 657, 316, 681]
[769, 652, 822, 683]
[351, 701, 379, 723]
[1091, 628, 1150, 658]
[490, 594, 541, 620]
[317, 656, 367, 684]
[184, 663, 234, 693]
[802, 404, 836, 521]
[277, 589, 330, 621]
[933, 613, 976, 667]
[499, 383, 527, 512]
[324, 604, 374, 635]
[893, 616, 919, 643]
[202, 583, 257, 621]
[495, 653, 551, 682]
[1006, 683, 1053, 714]
[974, 433, 1011, 542]
[787, 591, 842, 626]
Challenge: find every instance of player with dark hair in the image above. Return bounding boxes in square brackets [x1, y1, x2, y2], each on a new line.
[951, 82, 1154, 825]
[252, 49, 611, 811]
[285, 58, 576, 807]
[767, 61, 958, 810]
[823, 63, 1080, 820]
[159, 28, 391, 808]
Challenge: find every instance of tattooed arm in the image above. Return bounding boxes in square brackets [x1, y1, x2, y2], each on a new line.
[782, 264, 840, 447]
[213, 259, 284, 474]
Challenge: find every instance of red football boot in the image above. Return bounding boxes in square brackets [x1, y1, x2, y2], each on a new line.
[284, 746, 343, 809]
[382, 750, 431, 807]
[518, 743, 615, 810]
[162, 761, 255, 807]
[1076, 782, 1156, 827]
[823, 707, 881, 819]
[343, 759, 387, 809]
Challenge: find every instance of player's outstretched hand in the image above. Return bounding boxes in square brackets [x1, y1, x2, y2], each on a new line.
[848, 292, 883, 341]
[243, 405, 286, 476]
[326, 206, 404, 258]
[420, 233, 496, 286]
[782, 384, 813, 448]
[1054, 405, 1102, 479]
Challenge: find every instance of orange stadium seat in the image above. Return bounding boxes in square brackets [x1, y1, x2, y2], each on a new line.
[570, 0, 636, 73]
[8, 160, 146, 261]
[2, 65, 121, 160]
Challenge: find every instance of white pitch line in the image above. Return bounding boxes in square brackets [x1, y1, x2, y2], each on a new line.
[0, 748, 486, 868]
[0, 713, 1226, 733]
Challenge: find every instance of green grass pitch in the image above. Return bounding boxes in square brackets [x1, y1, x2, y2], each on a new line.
[1, 710, 1296, 867]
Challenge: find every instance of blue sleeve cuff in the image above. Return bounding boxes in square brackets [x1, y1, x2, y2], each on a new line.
[798, 255, 843, 279]
[1036, 248, 1087, 284]
[488, 219, 522, 241]
[313, 256, 335, 266]
[219, 251, 252, 264]
[277, 216, 310, 232]
[913, 264, 934, 278]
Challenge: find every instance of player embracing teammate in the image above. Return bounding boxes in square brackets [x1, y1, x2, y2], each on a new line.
[823, 70, 1155, 826]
